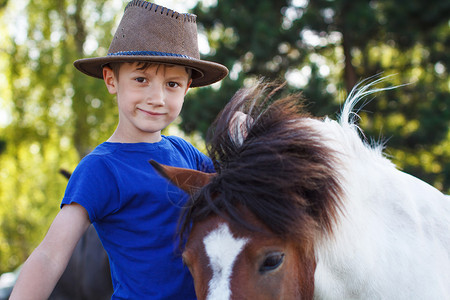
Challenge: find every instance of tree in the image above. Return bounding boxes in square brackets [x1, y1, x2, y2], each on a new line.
[0, 0, 121, 274]
[182, 0, 449, 192]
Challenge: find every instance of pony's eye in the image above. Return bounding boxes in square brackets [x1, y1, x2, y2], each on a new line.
[259, 252, 285, 273]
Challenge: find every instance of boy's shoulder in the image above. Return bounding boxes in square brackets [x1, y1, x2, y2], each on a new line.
[164, 135, 191, 146]
[89, 142, 118, 155]
[78, 138, 204, 167]
[81, 138, 197, 161]
[76, 143, 118, 171]
[164, 135, 200, 153]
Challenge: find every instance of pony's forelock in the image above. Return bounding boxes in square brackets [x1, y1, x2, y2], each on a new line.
[180, 81, 344, 245]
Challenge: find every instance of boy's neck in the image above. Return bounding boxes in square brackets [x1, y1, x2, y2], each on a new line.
[107, 131, 163, 144]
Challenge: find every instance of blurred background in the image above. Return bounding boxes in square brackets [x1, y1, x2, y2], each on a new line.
[0, 0, 449, 276]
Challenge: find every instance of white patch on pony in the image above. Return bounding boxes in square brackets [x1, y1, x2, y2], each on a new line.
[203, 223, 249, 300]
[312, 77, 450, 298]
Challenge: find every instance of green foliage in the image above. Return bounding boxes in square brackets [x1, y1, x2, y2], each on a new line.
[0, 0, 123, 274]
[184, 0, 449, 194]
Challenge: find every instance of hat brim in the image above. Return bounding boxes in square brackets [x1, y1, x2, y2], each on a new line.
[74, 55, 228, 88]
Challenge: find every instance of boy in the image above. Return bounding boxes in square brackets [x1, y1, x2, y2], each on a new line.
[10, 1, 228, 299]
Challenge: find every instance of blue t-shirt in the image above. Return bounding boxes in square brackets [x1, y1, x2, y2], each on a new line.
[61, 136, 214, 299]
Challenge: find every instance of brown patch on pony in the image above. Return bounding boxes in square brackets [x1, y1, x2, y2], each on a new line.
[297, 243, 317, 298]
[180, 81, 344, 250]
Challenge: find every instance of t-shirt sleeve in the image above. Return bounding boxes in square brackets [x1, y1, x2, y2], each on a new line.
[197, 150, 215, 173]
[169, 136, 215, 173]
[61, 155, 121, 223]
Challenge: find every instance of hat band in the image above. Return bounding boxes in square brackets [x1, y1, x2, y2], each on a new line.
[107, 51, 195, 60]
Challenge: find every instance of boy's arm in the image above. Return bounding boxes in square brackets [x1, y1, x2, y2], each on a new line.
[10, 202, 91, 300]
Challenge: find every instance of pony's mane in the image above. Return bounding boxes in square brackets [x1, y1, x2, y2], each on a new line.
[329, 76, 403, 165]
[179, 81, 345, 243]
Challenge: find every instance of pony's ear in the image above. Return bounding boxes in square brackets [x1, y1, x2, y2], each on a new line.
[149, 160, 215, 195]
[59, 168, 72, 180]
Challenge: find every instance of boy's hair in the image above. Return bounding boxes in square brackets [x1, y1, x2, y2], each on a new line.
[106, 62, 193, 82]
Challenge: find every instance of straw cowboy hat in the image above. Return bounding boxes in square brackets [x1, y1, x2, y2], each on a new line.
[74, 0, 228, 87]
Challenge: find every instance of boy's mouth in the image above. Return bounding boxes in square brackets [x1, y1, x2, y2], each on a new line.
[138, 108, 165, 116]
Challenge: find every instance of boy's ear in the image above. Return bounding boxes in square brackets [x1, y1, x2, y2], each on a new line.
[103, 66, 117, 94]
[185, 79, 192, 95]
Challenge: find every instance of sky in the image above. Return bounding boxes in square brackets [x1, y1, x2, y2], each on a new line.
[155, 0, 200, 12]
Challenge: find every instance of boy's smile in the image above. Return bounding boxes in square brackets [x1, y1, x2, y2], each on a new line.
[103, 62, 192, 143]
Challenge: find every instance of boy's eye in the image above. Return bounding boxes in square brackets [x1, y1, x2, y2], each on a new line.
[167, 81, 180, 88]
[135, 77, 146, 83]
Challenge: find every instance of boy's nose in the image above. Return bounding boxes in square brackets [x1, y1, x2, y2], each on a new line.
[146, 85, 165, 106]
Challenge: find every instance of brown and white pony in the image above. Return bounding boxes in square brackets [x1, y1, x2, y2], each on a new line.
[151, 79, 450, 299]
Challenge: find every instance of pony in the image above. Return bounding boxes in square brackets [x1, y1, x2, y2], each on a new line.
[150, 79, 450, 299]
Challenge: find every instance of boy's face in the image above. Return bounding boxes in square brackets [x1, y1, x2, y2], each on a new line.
[103, 62, 192, 143]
